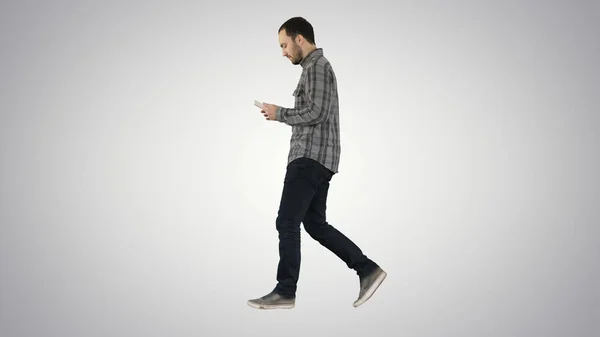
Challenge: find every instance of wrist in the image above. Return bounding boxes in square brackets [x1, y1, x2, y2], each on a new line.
[276, 106, 284, 121]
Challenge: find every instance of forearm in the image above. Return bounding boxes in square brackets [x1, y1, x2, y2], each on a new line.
[276, 102, 328, 126]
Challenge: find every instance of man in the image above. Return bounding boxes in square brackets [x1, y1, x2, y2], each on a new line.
[247, 17, 386, 309]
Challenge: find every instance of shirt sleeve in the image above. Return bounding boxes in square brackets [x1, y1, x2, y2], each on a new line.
[275, 63, 332, 126]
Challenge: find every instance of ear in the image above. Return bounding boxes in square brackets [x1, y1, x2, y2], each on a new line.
[295, 34, 303, 45]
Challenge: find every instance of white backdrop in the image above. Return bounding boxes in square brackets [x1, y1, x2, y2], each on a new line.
[1, 1, 599, 336]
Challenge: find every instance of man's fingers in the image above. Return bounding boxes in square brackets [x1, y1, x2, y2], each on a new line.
[258, 104, 274, 120]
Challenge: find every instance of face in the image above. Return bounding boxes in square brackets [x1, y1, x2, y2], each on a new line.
[279, 29, 303, 65]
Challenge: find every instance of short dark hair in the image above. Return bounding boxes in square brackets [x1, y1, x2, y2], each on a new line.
[278, 17, 315, 45]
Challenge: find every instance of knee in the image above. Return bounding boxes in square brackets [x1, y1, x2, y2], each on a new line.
[302, 218, 313, 233]
[302, 216, 325, 236]
[276, 216, 300, 234]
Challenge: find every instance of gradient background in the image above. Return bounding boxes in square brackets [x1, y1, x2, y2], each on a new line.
[1, 1, 599, 336]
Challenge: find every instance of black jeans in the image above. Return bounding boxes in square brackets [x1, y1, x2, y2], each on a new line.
[273, 157, 379, 298]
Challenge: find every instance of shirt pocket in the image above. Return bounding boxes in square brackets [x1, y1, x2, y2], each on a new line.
[293, 74, 306, 96]
[293, 86, 305, 109]
[293, 85, 304, 97]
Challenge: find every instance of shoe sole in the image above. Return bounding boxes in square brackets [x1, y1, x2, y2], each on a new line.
[246, 301, 295, 310]
[353, 269, 387, 308]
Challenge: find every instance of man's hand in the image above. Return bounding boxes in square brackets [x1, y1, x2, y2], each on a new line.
[261, 103, 279, 121]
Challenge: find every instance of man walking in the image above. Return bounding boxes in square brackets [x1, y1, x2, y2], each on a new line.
[248, 17, 386, 309]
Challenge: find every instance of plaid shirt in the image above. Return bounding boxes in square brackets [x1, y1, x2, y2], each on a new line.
[275, 48, 341, 174]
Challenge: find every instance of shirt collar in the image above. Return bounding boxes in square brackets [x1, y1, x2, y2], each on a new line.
[300, 48, 323, 68]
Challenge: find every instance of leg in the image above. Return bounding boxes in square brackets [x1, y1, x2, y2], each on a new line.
[302, 161, 387, 308]
[302, 166, 379, 277]
[273, 157, 322, 297]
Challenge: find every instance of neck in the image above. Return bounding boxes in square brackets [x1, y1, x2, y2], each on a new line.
[302, 45, 317, 56]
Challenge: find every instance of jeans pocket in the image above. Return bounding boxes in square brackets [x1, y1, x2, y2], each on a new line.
[284, 158, 318, 186]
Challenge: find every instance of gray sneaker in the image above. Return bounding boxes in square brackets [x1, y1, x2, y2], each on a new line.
[353, 266, 387, 307]
[247, 291, 295, 310]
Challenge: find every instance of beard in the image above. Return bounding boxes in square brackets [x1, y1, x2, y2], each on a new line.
[289, 47, 303, 65]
